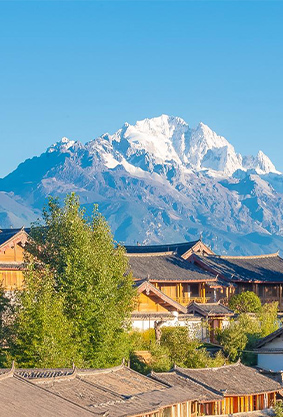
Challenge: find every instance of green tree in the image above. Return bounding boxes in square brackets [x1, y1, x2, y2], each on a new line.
[258, 302, 279, 337]
[229, 291, 262, 313]
[160, 326, 226, 368]
[274, 401, 283, 417]
[26, 194, 135, 367]
[11, 261, 83, 368]
[0, 287, 12, 366]
[217, 314, 261, 361]
[217, 302, 280, 362]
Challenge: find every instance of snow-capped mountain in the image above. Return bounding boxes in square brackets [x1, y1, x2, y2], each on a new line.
[0, 114, 282, 255]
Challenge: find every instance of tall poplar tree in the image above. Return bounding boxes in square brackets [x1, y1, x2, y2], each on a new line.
[12, 262, 83, 368]
[26, 193, 135, 367]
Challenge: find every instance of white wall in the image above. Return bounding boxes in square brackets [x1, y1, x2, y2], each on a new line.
[258, 353, 283, 372]
[131, 317, 206, 339]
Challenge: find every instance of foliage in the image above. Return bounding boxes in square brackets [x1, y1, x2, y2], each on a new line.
[129, 329, 155, 351]
[130, 327, 226, 374]
[0, 287, 12, 367]
[11, 262, 83, 368]
[14, 193, 135, 368]
[160, 326, 192, 365]
[150, 342, 172, 372]
[161, 326, 226, 368]
[229, 291, 262, 313]
[258, 302, 279, 337]
[217, 314, 261, 361]
[217, 302, 280, 362]
[274, 401, 283, 417]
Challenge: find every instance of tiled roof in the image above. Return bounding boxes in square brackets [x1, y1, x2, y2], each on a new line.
[0, 262, 25, 270]
[16, 367, 75, 380]
[0, 228, 29, 247]
[0, 363, 281, 416]
[125, 240, 200, 255]
[196, 253, 283, 283]
[0, 374, 93, 416]
[77, 366, 166, 396]
[187, 301, 234, 317]
[150, 371, 222, 402]
[128, 253, 217, 282]
[254, 327, 283, 349]
[174, 362, 281, 396]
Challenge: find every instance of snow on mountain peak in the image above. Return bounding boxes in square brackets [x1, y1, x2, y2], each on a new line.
[88, 115, 279, 178]
[256, 150, 278, 173]
[186, 122, 242, 175]
[242, 150, 279, 174]
[48, 137, 77, 153]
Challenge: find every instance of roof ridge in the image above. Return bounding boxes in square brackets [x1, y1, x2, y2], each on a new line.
[254, 327, 283, 348]
[218, 252, 280, 260]
[174, 360, 242, 372]
[125, 240, 200, 248]
[14, 373, 97, 415]
[126, 252, 175, 257]
[77, 363, 125, 375]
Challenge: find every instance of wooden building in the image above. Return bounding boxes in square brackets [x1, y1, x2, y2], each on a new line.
[190, 252, 283, 310]
[151, 362, 281, 415]
[187, 301, 234, 343]
[1, 361, 280, 417]
[0, 228, 28, 291]
[150, 370, 223, 415]
[3, 363, 201, 417]
[126, 240, 230, 307]
[0, 360, 281, 416]
[132, 280, 204, 336]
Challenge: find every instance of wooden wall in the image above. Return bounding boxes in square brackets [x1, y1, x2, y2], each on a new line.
[0, 242, 25, 290]
[0, 243, 24, 262]
[134, 292, 168, 313]
[0, 270, 24, 290]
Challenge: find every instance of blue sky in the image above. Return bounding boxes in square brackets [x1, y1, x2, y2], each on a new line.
[0, 1, 283, 177]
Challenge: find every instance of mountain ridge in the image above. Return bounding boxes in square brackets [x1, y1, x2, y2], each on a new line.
[0, 114, 283, 256]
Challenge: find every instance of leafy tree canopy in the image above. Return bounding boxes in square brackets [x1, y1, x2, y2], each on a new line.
[130, 327, 226, 373]
[11, 263, 83, 368]
[217, 301, 280, 362]
[12, 193, 135, 368]
[228, 291, 262, 314]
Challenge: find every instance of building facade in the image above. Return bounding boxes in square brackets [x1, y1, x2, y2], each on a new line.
[0, 361, 280, 417]
[0, 228, 28, 291]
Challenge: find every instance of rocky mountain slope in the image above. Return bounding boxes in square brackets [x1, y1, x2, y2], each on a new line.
[1, 114, 283, 255]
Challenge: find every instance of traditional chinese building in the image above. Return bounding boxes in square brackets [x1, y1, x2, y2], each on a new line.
[0, 363, 200, 417]
[132, 280, 205, 336]
[0, 228, 28, 291]
[0, 361, 280, 417]
[126, 240, 231, 307]
[189, 252, 283, 310]
[151, 362, 281, 415]
[187, 301, 234, 343]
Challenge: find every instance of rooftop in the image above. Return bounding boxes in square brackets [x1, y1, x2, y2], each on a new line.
[128, 253, 217, 282]
[0, 228, 29, 248]
[150, 371, 222, 402]
[195, 253, 283, 283]
[254, 327, 283, 349]
[125, 240, 200, 255]
[187, 301, 234, 317]
[174, 362, 281, 396]
[0, 362, 281, 416]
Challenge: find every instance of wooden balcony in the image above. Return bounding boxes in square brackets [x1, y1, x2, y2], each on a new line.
[176, 296, 209, 305]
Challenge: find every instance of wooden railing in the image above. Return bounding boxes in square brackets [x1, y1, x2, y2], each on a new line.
[176, 297, 209, 305]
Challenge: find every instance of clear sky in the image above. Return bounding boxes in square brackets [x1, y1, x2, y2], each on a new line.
[0, 1, 283, 177]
